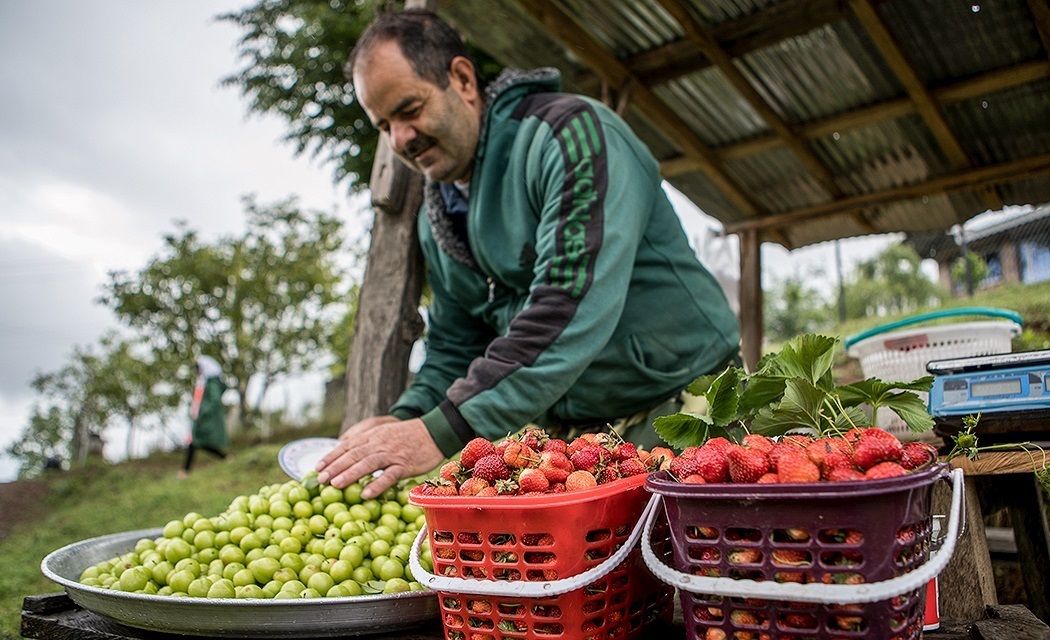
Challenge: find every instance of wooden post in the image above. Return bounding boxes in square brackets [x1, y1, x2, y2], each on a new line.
[340, 136, 426, 431]
[340, 0, 436, 432]
[738, 228, 762, 371]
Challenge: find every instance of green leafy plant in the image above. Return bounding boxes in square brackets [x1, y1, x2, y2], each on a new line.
[655, 334, 935, 449]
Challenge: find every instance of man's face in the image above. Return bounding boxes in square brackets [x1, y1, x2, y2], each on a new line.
[354, 40, 482, 184]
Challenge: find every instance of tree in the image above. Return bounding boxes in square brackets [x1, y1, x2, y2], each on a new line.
[950, 250, 990, 295]
[99, 196, 349, 431]
[764, 274, 832, 342]
[6, 406, 69, 479]
[218, 0, 384, 191]
[844, 243, 945, 320]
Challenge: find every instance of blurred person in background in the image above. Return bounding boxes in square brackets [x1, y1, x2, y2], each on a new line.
[179, 355, 230, 478]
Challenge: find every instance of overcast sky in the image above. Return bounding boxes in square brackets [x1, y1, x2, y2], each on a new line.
[0, 1, 362, 481]
[0, 2, 897, 483]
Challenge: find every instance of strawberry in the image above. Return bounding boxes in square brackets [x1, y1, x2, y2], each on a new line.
[682, 474, 707, 483]
[549, 482, 566, 493]
[771, 549, 810, 566]
[777, 451, 821, 484]
[430, 480, 459, 497]
[537, 450, 573, 483]
[705, 437, 732, 452]
[727, 548, 761, 564]
[742, 433, 775, 455]
[565, 469, 597, 491]
[694, 445, 729, 483]
[517, 427, 548, 451]
[494, 478, 519, 494]
[439, 460, 463, 483]
[565, 435, 595, 457]
[569, 444, 605, 473]
[542, 438, 567, 453]
[804, 437, 848, 468]
[756, 472, 779, 483]
[727, 444, 770, 483]
[502, 441, 537, 469]
[617, 457, 648, 477]
[517, 468, 550, 493]
[669, 455, 701, 479]
[460, 438, 496, 470]
[475, 486, 498, 497]
[820, 451, 853, 479]
[472, 454, 511, 483]
[596, 466, 621, 484]
[901, 442, 937, 470]
[458, 477, 490, 496]
[648, 446, 676, 470]
[864, 461, 907, 479]
[852, 435, 903, 470]
[613, 441, 638, 461]
[826, 466, 865, 482]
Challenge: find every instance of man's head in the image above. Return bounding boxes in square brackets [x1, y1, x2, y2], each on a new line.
[349, 11, 483, 184]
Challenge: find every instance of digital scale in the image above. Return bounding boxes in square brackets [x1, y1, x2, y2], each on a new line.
[927, 349, 1050, 445]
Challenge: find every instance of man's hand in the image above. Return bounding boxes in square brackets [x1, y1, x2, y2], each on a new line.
[315, 416, 445, 498]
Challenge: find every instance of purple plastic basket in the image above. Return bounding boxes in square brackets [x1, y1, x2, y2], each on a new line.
[645, 463, 952, 640]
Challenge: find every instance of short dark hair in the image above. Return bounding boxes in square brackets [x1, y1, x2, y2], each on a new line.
[348, 10, 476, 90]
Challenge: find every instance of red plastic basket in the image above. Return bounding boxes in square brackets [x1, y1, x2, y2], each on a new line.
[642, 464, 963, 640]
[409, 473, 674, 640]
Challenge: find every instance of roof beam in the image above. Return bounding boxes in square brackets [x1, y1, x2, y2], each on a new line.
[724, 152, 1050, 234]
[655, 0, 843, 199]
[847, 0, 1004, 212]
[1028, 0, 1050, 60]
[514, 0, 761, 217]
[625, 0, 851, 85]
[660, 59, 1050, 175]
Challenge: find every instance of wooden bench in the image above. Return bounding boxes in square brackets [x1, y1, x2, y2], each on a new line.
[934, 451, 1050, 623]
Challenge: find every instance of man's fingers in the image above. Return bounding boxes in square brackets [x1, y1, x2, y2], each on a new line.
[359, 466, 403, 499]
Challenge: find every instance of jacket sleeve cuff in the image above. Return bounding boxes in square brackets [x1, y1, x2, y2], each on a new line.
[390, 407, 422, 421]
[420, 401, 476, 458]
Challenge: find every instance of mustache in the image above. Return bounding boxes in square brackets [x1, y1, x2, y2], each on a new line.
[402, 134, 437, 159]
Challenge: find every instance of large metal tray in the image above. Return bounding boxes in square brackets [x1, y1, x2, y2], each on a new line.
[42, 528, 440, 638]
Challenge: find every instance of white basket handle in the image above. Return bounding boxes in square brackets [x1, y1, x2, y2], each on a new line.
[409, 495, 660, 598]
[641, 468, 965, 604]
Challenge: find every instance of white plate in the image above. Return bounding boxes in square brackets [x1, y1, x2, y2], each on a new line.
[277, 437, 339, 481]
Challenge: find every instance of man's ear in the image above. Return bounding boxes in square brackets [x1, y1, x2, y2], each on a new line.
[448, 56, 479, 103]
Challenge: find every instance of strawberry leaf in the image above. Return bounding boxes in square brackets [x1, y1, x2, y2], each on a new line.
[738, 374, 787, 416]
[749, 405, 813, 438]
[704, 367, 741, 426]
[880, 392, 935, 433]
[770, 334, 837, 388]
[686, 373, 719, 397]
[780, 378, 829, 431]
[836, 377, 934, 406]
[653, 413, 730, 449]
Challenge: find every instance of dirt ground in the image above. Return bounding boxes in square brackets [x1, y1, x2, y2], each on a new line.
[0, 477, 49, 542]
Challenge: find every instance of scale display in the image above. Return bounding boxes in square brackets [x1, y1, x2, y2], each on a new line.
[926, 349, 1050, 418]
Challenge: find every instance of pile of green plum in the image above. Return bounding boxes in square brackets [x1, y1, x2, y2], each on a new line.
[77, 472, 433, 599]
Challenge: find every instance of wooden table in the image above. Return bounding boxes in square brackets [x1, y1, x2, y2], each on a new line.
[22, 592, 1050, 640]
[934, 451, 1050, 623]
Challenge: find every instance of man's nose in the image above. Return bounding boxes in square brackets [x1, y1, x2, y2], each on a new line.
[388, 122, 416, 154]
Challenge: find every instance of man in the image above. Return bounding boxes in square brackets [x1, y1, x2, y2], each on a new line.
[317, 10, 740, 497]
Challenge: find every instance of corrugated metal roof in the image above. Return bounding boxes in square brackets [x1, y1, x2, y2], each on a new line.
[447, 0, 1050, 250]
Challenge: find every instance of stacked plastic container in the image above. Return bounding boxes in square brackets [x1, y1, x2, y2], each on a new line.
[642, 464, 964, 640]
[409, 473, 674, 639]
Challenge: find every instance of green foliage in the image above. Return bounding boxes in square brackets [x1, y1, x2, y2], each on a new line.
[654, 334, 934, 448]
[218, 0, 381, 191]
[950, 251, 990, 293]
[764, 274, 833, 342]
[844, 243, 946, 320]
[99, 196, 349, 431]
[5, 407, 67, 480]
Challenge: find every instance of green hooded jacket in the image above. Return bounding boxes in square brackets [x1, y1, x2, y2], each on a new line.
[391, 69, 740, 457]
[192, 376, 229, 452]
